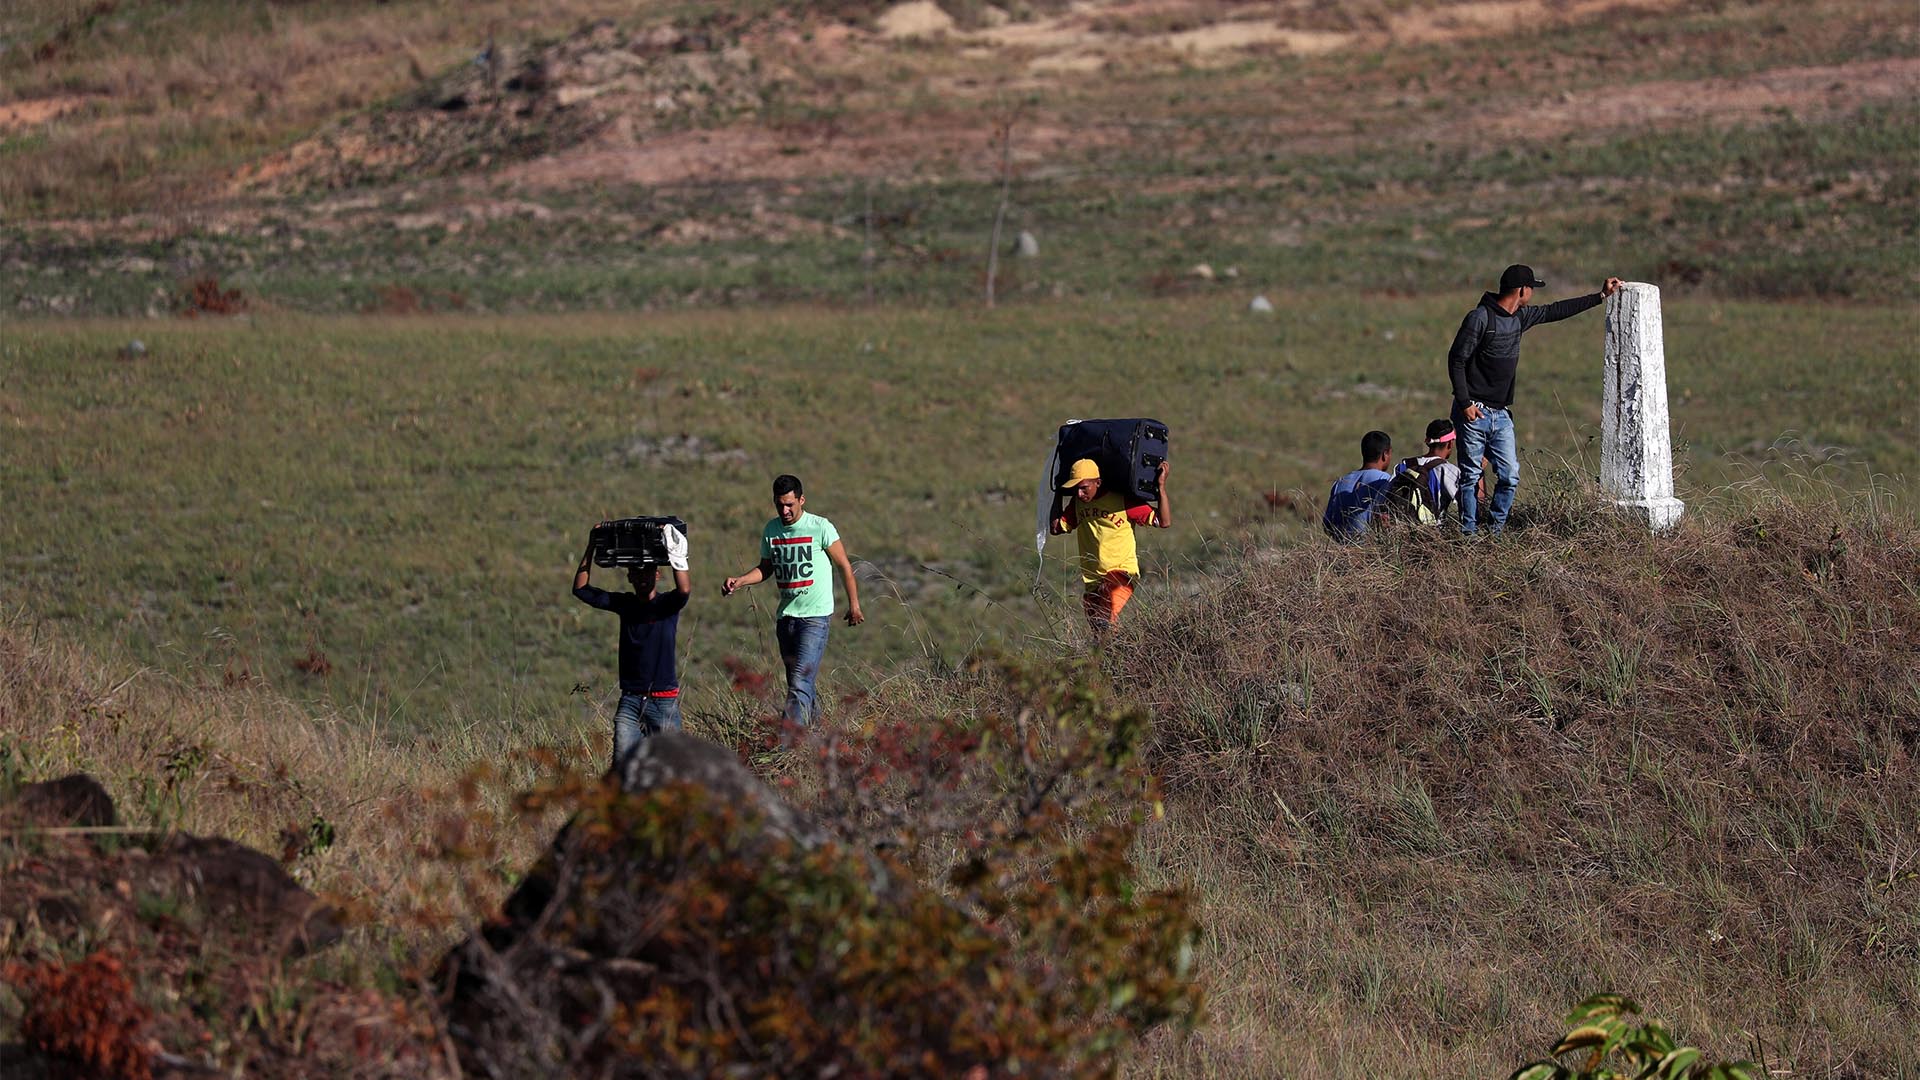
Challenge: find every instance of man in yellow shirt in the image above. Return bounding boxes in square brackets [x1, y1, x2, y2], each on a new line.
[1049, 458, 1172, 635]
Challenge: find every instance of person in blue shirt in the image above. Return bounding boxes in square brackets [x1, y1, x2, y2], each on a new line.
[1322, 430, 1396, 542]
[573, 522, 691, 769]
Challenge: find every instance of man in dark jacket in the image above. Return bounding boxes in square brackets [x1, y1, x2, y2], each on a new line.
[574, 522, 691, 768]
[1447, 264, 1623, 534]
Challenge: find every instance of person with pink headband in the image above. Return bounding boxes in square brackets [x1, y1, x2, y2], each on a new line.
[1385, 418, 1467, 526]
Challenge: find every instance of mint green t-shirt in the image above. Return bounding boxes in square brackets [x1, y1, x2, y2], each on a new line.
[761, 512, 841, 619]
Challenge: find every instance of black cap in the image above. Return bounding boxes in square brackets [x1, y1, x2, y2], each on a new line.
[1425, 418, 1455, 443]
[1500, 264, 1546, 291]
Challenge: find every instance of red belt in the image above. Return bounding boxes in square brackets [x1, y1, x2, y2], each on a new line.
[649, 689, 679, 699]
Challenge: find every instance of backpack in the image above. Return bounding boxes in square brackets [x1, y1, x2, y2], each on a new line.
[1384, 457, 1446, 526]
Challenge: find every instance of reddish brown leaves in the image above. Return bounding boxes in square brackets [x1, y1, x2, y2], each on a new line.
[2, 951, 154, 1080]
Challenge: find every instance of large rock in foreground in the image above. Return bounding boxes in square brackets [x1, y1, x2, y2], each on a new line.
[435, 732, 1017, 1078]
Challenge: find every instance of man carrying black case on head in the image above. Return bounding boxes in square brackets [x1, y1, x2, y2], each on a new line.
[573, 522, 691, 769]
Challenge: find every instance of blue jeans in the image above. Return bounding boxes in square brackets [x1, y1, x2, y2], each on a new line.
[613, 692, 682, 768]
[1454, 402, 1519, 534]
[775, 615, 831, 726]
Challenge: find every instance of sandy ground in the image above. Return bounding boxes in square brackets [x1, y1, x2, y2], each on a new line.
[877, 0, 957, 38]
[1386, 0, 1679, 45]
[1467, 56, 1920, 141]
[0, 94, 94, 130]
[956, 0, 1683, 67]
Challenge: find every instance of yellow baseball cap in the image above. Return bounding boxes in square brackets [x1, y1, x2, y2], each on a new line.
[1059, 458, 1101, 491]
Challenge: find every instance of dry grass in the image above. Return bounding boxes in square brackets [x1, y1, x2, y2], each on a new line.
[0, 611, 592, 942]
[1114, 472, 1920, 1076]
[2, 471, 1916, 1075]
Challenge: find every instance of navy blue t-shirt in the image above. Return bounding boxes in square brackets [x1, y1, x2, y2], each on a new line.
[574, 585, 688, 694]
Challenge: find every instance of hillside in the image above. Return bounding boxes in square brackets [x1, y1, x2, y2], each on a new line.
[4, 0, 1916, 314]
[3, 486, 1915, 1075]
[1116, 483, 1920, 1074]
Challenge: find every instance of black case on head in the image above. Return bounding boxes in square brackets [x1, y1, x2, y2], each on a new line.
[590, 517, 687, 569]
[1053, 419, 1169, 504]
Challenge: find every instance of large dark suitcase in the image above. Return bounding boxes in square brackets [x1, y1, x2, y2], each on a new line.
[1053, 419, 1169, 504]
[590, 516, 688, 569]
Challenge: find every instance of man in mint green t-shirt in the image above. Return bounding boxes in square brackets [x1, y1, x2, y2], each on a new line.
[722, 473, 864, 726]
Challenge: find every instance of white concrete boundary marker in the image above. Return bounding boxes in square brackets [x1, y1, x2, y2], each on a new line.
[1601, 282, 1685, 533]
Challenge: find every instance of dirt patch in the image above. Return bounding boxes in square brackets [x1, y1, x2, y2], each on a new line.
[655, 206, 849, 245]
[973, 6, 1099, 49]
[0, 95, 95, 130]
[1314, 379, 1420, 403]
[1386, 0, 1678, 46]
[1027, 50, 1108, 73]
[1161, 21, 1353, 56]
[389, 198, 555, 232]
[967, 0, 1685, 71]
[491, 44, 1916, 193]
[492, 112, 1114, 189]
[605, 433, 750, 466]
[1468, 56, 1920, 142]
[877, 0, 957, 38]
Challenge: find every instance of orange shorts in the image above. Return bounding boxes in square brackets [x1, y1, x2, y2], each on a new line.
[1083, 570, 1135, 631]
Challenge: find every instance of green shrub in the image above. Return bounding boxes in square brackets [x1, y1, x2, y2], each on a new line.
[1509, 994, 1757, 1080]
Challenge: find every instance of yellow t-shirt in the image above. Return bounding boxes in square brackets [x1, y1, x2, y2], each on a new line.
[1066, 491, 1158, 585]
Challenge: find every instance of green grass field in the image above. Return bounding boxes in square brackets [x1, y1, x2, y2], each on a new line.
[4, 295, 1913, 731]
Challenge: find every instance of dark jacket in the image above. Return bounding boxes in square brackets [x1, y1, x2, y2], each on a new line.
[1447, 291, 1603, 409]
[574, 585, 688, 694]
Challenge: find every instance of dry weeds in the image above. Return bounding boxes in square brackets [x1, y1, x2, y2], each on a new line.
[1, 469, 1915, 1073]
[1116, 475, 1920, 1075]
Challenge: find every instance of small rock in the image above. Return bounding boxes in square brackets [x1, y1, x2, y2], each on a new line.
[156, 834, 344, 956]
[121, 339, 147, 360]
[1189, 263, 1215, 281]
[8, 774, 117, 828]
[1249, 295, 1274, 313]
[637, 26, 685, 52]
[1015, 230, 1039, 258]
[876, 0, 956, 38]
[1223, 266, 1240, 279]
